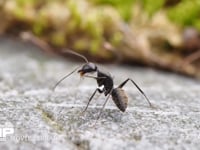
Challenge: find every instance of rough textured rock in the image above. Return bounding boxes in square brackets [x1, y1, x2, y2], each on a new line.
[0, 36, 200, 150]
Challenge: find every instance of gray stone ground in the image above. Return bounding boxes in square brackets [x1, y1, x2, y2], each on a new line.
[0, 36, 200, 150]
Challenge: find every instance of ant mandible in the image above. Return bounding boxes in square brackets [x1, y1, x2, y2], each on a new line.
[53, 50, 152, 120]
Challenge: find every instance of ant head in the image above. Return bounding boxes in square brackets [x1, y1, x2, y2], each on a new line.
[78, 63, 97, 76]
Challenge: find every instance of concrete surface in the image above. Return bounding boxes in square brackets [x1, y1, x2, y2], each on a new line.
[0, 36, 200, 150]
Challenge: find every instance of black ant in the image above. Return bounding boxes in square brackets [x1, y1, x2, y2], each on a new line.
[53, 50, 152, 120]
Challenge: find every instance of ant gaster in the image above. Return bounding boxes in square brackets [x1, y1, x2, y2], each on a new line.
[53, 50, 152, 119]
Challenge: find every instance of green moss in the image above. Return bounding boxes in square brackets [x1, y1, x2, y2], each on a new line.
[13, 7, 26, 19]
[68, 1, 82, 28]
[74, 38, 89, 50]
[16, 0, 35, 7]
[143, 0, 165, 17]
[32, 15, 47, 35]
[111, 32, 123, 46]
[193, 19, 200, 31]
[89, 0, 135, 22]
[51, 32, 66, 46]
[167, 1, 200, 26]
[90, 39, 101, 54]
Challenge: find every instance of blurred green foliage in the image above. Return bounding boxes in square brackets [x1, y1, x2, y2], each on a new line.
[167, 0, 200, 30]
[91, 0, 200, 30]
[1, 0, 199, 77]
[4, 0, 200, 31]
[142, 0, 165, 16]
[90, 0, 135, 21]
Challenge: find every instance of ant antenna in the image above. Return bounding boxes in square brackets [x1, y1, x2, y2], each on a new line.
[52, 65, 81, 91]
[62, 49, 88, 63]
[52, 49, 89, 91]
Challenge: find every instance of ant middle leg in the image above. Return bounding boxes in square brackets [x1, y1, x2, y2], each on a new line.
[96, 90, 112, 121]
[81, 75, 106, 113]
[82, 87, 104, 113]
[118, 78, 152, 106]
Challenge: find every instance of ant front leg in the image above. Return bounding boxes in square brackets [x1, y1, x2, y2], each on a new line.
[81, 75, 106, 113]
[118, 78, 152, 107]
[96, 90, 112, 121]
[83, 75, 106, 80]
[82, 87, 104, 113]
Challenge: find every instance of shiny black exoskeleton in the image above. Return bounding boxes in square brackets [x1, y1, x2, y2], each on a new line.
[53, 50, 152, 120]
[78, 63, 152, 113]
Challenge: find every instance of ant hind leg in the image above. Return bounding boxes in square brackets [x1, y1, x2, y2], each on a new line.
[118, 78, 152, 107]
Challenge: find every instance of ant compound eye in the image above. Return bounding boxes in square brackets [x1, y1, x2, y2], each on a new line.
[78, 63, 97, 76]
